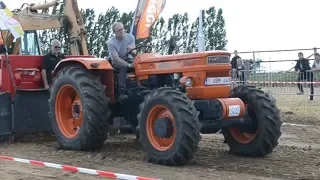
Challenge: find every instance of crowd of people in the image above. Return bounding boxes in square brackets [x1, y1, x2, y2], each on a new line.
[230, 50, 320, 101]
[293, 52, 320, 100]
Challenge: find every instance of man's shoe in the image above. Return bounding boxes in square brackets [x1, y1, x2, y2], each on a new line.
[118, 89, 128, 100]
[296, 91, 304, 95]
[119, 94, 128, 100]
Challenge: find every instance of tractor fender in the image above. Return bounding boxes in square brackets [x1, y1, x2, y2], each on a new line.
[53, 57, 113, 75]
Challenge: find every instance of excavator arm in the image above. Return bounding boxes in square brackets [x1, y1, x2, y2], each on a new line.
[3, 0, 88, 55]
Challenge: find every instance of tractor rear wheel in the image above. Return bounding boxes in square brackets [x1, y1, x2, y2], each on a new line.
[49, 65, 110, 151]
[222, 85, 282, 157]
[137, 87, 201, 166]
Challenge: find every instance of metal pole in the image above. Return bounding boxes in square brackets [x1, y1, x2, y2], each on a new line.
[252, 51, 256, 74]
[0, 30, 17, 92]
[197, 9, 205, 52]
[130, 0, 140, 35]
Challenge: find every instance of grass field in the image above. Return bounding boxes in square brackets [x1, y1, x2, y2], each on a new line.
[1, 86, 320, 180]
[271, 93, 320, 125]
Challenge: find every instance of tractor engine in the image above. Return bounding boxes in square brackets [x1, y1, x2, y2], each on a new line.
[134, 51, 246, 133]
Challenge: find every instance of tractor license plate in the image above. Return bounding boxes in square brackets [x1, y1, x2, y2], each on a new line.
[205, 77, 231, 85]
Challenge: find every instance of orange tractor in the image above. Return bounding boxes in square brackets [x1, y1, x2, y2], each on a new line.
[0, 0, 282, 166]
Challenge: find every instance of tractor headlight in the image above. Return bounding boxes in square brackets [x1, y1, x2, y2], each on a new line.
[185, 78, 193, 87]
[179, 77, 194, 87]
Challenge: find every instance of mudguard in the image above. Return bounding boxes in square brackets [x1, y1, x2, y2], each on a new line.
[53, 57, 113, 75]
[0, 92, 13, 143]
[13, 90, 53, 135]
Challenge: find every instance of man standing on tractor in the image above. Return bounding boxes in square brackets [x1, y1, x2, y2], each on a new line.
[42, 39, 65, 89]
[107, 22, 136, 100]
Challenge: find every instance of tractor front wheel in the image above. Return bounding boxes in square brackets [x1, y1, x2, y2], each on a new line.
[137, 87, 201, 166]
[49, 65, 110, 151]
[222, 85, 282, 157]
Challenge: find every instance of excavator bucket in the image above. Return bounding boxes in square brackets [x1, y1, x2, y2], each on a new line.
[0, 90, 53, 143]
[13, 90, 52, 136]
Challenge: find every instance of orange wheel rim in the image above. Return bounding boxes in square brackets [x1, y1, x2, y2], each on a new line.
[230, 104, 258, 144]
[146, 105, 176, 151]
[55, 85, 83, 139]
[230, 128, 257, 144]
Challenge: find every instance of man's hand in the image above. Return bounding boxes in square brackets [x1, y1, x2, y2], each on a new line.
[44, 84, 50, 89]
[128, 63, 135, 68]
[130, 50, 137, 55]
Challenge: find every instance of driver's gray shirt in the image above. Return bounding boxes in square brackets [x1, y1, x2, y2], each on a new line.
[107, 33, 135, 66]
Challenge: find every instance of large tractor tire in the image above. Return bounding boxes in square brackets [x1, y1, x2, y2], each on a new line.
[222, 85, 282, 157]
[49, 65, 110, 151]
[137, 87, 201, 166]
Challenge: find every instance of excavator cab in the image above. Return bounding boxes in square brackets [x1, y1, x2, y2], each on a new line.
[6, 30, 42, 55]
[20, 30, 42, 55]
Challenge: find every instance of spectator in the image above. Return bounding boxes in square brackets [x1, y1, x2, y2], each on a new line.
[311, 53, 320, 72]
[236, 57, 246, 84]
[294, 52, 314, 100]
[231, 50, 241, 70]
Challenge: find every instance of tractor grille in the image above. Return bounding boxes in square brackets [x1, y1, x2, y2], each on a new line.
[206, 71, 230, 77]
[207, 56, 230, 64]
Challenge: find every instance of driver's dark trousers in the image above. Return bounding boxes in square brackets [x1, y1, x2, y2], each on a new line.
[116, 66, 127, 89]
[297, 71, 314, 100]
[112, 63, 128, 98]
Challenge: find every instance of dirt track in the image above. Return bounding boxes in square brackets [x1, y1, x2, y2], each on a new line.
[1, 113, 320, 180]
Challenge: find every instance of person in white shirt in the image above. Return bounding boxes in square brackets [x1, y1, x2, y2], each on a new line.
[311, 53, 320, 72]
[236, 57, 246, 84]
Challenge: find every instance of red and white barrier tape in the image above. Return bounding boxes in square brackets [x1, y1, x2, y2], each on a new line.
[232, 81, 320, 84]
[0, 155, 162, 180]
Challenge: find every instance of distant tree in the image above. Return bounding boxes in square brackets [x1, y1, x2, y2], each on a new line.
[204, 7, 227, 50]
[166, 13, 190, 54]
[185, 20, 198, 53]
[141, 17, 168, 54]
[245, 58, 264, 72]
[35, 5, 228, 56]
[81, 8, 96, 55]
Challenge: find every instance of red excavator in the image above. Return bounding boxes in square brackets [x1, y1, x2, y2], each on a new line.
[0, 0, 99, 142]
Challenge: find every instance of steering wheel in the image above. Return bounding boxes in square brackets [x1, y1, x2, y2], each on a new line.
[124, 45, 153, 58]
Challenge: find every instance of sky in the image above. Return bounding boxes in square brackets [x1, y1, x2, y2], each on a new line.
[6, 0, 320, 71]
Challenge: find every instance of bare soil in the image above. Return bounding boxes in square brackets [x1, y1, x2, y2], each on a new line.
[1, 94, 320, 180]
[1, 117, 320, 180]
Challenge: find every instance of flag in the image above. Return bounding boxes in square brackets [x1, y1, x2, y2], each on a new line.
[0, 1, 24, 40]
[130, 0, 166, 40]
